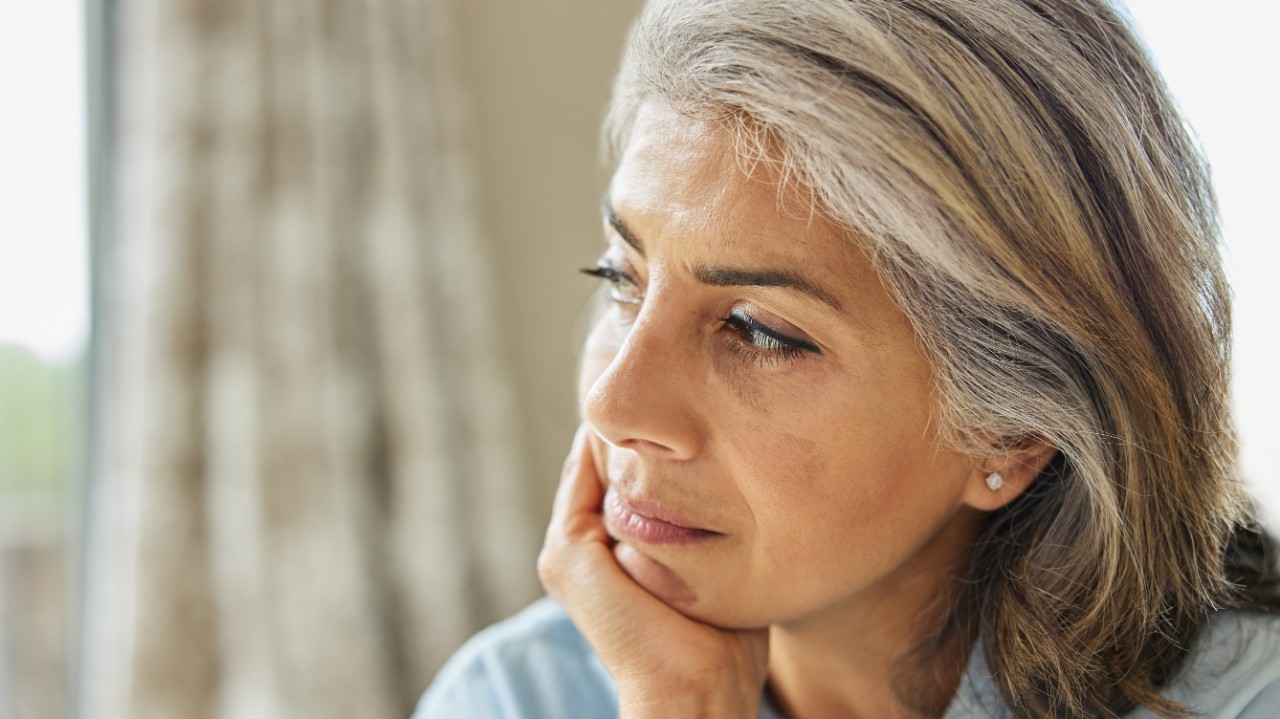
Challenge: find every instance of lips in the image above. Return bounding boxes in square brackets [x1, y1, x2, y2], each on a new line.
[603, 488, 719, 545]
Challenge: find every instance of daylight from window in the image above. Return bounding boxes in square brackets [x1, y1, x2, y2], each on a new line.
[1124, 0, 1280, 523]
[0, 3, 86, 718]
[0, 2, 88, 364]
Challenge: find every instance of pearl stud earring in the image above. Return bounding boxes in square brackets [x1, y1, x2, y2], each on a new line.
[985, 472, 1005, 492]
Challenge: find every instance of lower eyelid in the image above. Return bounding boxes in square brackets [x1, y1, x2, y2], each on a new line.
[722, 334, 803, 370]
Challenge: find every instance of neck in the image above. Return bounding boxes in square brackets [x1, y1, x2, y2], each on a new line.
[766, 507, 985, 719]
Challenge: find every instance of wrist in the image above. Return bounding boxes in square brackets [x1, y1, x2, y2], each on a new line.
[619, 683, 761, 719]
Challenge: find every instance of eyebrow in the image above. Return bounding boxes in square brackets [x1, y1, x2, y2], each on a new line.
[602, 200, 845, 314]
[694, 266, 844, 313]
[604, 201, 645, 255]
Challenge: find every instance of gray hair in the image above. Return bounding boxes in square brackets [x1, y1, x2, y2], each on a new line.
[604, 1, 1257, 716]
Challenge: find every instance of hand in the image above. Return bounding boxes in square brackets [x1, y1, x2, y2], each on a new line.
[537, 425, 770, 719]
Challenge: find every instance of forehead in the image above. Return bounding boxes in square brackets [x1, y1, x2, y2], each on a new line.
[607, 103, 865, 282]
[610, 104, 746, 215]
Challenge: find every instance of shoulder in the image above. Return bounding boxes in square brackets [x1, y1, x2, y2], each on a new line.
[946, 611, 1280, 719]
[411, 597, 618, 719]
[1133, 610, 1280, 719]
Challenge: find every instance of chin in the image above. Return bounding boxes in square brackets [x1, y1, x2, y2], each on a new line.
[681, 603, 766, 630]
[614, 542, 771, 629]
[680, 596, 777, 631]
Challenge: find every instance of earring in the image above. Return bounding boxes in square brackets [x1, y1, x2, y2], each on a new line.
[985, 472, 1005, 492]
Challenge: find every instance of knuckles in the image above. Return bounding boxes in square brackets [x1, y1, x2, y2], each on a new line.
[560, 451, 581, 480]
[537, 522, 610, 599]
[535, 547, 558, 593]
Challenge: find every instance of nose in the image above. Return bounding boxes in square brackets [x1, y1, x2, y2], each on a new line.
[582, 300, 704, 461]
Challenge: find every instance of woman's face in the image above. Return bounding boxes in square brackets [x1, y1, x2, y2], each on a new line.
[580, 103, 989, 630]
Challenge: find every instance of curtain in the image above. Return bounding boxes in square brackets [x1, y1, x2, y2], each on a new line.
[79, 1, 539, 717]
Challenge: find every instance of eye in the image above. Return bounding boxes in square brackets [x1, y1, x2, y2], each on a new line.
[580, 262, 643, 305]
[720, 307, 819, 365]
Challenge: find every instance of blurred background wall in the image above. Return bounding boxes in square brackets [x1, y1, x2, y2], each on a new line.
[3, 1, 644, 718]
[74, 2, 647, 719]
[451, 0, 645, 535]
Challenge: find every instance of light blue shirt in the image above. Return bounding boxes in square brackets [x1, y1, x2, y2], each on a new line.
[414, 598, 1280, 718]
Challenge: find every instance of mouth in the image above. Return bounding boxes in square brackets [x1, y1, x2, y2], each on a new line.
[603, 488, 721, 545]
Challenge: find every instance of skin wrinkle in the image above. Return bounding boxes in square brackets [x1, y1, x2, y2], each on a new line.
[712, 343, 766, 410]
[695, 265, 845, 315]
[606, 175, 878, 338]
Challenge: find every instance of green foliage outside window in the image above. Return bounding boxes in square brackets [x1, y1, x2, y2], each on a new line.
[0, 345, 83, 495]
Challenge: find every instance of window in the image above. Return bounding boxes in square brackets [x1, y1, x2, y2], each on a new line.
[0, 3, 89, 718]
[1124, 0, 1280, 524]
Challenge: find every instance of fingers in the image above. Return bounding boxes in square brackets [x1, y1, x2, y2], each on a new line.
[536, 425, 770, 713]
[540, 425, 674, 622]
[549, 423, 604, 528]
[539, 424, 614, 599]
[540, 424, 658, 618]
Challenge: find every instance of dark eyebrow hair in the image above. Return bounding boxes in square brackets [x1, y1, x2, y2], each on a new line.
[695, 266, 844, 313]
[603, 198, 843, 313]
[603, 200, 644, 255]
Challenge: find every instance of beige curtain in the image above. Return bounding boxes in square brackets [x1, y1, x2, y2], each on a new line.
[79, 1, 539, 717]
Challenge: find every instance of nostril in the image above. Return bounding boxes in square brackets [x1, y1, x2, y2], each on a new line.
[579, 314, 703, 461]
[616, 437, 667, 453]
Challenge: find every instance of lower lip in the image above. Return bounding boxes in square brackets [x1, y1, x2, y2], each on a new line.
[603, 489, 718, 545]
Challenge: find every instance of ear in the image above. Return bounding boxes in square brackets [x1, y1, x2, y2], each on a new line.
[961, 437, 1058, 512]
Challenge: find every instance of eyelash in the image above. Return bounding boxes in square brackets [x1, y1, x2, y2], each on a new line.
[719, 309, 817, 366]
[580, 262, 819, 366]
[580, 264, 642, 304]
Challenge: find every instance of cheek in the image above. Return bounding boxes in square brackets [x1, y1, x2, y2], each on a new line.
[577, 320, 620, 409]
[733, 430, 837, 567]
[728, 397, 961, 581]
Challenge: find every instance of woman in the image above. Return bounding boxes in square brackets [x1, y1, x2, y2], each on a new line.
[417, 0, 1280, 716]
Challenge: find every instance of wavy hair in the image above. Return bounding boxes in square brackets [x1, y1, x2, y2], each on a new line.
[604, 0, 1279, 716]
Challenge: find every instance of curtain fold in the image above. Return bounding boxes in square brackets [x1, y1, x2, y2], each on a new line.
[80, 1, 539, 717]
